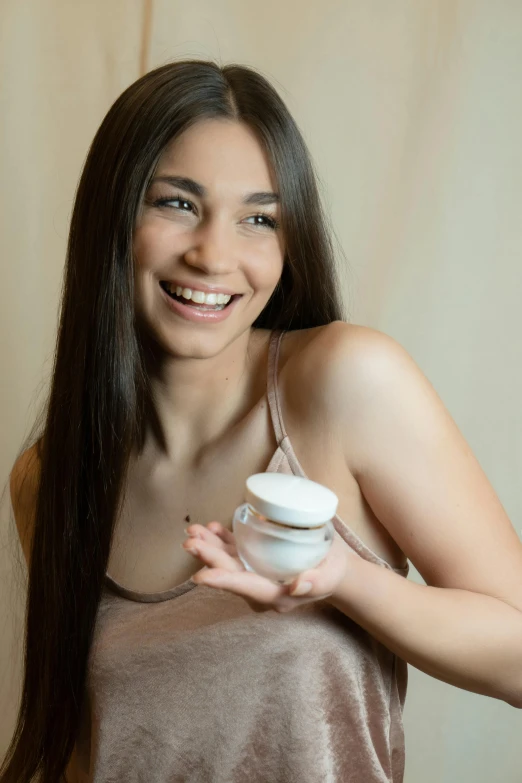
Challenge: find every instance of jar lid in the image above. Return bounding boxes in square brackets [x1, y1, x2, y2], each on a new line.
[245, 473, 338, 528]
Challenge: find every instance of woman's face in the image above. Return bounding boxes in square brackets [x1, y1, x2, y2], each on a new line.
[133, 119, 286, 355]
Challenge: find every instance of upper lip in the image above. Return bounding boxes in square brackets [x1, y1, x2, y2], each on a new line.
[161, 279, 241, 296]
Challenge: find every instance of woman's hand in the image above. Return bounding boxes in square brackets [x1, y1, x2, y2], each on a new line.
[182, 521, 354, 613]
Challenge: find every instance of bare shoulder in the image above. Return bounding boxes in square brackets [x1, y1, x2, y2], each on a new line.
[295, 322, 522, 616]
[283, 319, 397, 409]
[283, 320, 410, 466]
[9, 442, 41, 568]
[285, 319, 394, 368]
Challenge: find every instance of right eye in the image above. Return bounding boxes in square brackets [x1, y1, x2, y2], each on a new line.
[151, 194, 195, 212]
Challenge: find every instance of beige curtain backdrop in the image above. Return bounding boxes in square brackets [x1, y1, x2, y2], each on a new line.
[1, 1, 521, 780]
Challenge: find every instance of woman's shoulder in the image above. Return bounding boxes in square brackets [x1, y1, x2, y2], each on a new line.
[10, 441, 41, 568]
[283, 320, 393, 403]
[286, 319, 391, 363]
[282, 320, 406, 453]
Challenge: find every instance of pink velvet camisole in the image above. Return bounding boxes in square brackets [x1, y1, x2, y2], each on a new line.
[74, 328, 410, 782]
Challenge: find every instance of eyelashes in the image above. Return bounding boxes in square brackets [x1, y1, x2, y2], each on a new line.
[149, 193, 280, 231]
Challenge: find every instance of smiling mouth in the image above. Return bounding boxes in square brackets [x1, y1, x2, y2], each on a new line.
[159, 281, 241, 310]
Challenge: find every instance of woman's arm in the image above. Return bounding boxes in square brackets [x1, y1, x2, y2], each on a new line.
[327, 552, 522, 707]
[321, 323, 522, 707]
[10, 443, 40, 568]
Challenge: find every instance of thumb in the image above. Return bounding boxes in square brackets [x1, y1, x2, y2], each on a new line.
[288, 575, 315, 597]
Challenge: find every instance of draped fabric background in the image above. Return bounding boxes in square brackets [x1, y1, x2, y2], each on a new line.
[1, 1, 521, 780]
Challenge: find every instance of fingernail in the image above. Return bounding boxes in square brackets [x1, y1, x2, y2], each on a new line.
[290, 581, 312, 596]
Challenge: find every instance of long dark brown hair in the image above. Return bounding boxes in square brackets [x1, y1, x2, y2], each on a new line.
[1, 59, 347, 782]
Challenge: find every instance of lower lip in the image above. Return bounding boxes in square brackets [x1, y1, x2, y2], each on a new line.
[160, 285, 243, 323]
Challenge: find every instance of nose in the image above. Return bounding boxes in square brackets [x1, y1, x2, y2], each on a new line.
[182, 216, 238, 276]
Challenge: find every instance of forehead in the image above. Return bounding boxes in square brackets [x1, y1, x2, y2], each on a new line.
[154, 119, 278, 194]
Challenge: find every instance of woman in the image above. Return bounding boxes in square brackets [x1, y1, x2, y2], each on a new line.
[3, 59, 522, 783]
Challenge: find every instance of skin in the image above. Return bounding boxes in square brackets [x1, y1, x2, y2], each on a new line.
[10, 94, 522, 783]
[12, 115, 522, 719]
[183, 321, 522, 639]
[133, 118, 286, 467]
[182, 521, 353, 612]
[133, 116, 350, 608]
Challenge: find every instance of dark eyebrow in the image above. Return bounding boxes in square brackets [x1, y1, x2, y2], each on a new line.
[151, 175, 280, 206]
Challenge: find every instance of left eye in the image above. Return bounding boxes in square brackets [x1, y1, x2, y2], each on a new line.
[245, 214, 278, 230]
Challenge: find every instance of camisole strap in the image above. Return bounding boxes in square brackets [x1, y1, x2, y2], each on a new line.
[266, 329, 288, 446]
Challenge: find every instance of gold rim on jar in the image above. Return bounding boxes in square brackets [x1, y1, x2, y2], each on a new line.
[247, 504, 326, 531]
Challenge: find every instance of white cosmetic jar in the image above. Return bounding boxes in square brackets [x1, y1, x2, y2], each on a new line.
[232, 473, 338, 585]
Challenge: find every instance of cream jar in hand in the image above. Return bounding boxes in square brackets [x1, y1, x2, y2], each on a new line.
[232, 473, 338, 585]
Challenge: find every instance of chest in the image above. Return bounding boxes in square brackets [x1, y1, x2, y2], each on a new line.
[107, 331, 406, 593]
[107, 391, 281, 590]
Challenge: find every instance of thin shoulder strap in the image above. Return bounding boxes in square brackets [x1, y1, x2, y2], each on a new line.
[267, 329, 288, 445]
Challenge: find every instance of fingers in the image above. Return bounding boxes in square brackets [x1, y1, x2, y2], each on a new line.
[207, 521, 236, 544]
[185, 522, 236, 555]
[183, 537, 243, 573]
[286, 534, 353, 597]
[192, 567, 286, 606]
[183, 522, 353, 615]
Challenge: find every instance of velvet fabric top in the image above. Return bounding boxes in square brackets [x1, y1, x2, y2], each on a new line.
[74, 329, 410, 783]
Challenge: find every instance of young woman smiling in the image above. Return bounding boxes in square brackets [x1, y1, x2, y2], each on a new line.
[3, 59, 522, 783]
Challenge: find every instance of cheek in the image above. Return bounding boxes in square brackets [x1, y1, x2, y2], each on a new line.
[243, 232, 284, 265]
[246, 247, 284, 288]
[133, 227, 152, 272]
[133, 221, 175, 271]
[132, 233, 159, 312]
[132, 269, 150, 317]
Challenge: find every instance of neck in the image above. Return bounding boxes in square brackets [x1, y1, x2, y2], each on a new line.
[135, 326, 271, 467]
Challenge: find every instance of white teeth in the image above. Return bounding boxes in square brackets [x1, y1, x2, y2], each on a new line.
[169, 285, 232, 305]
